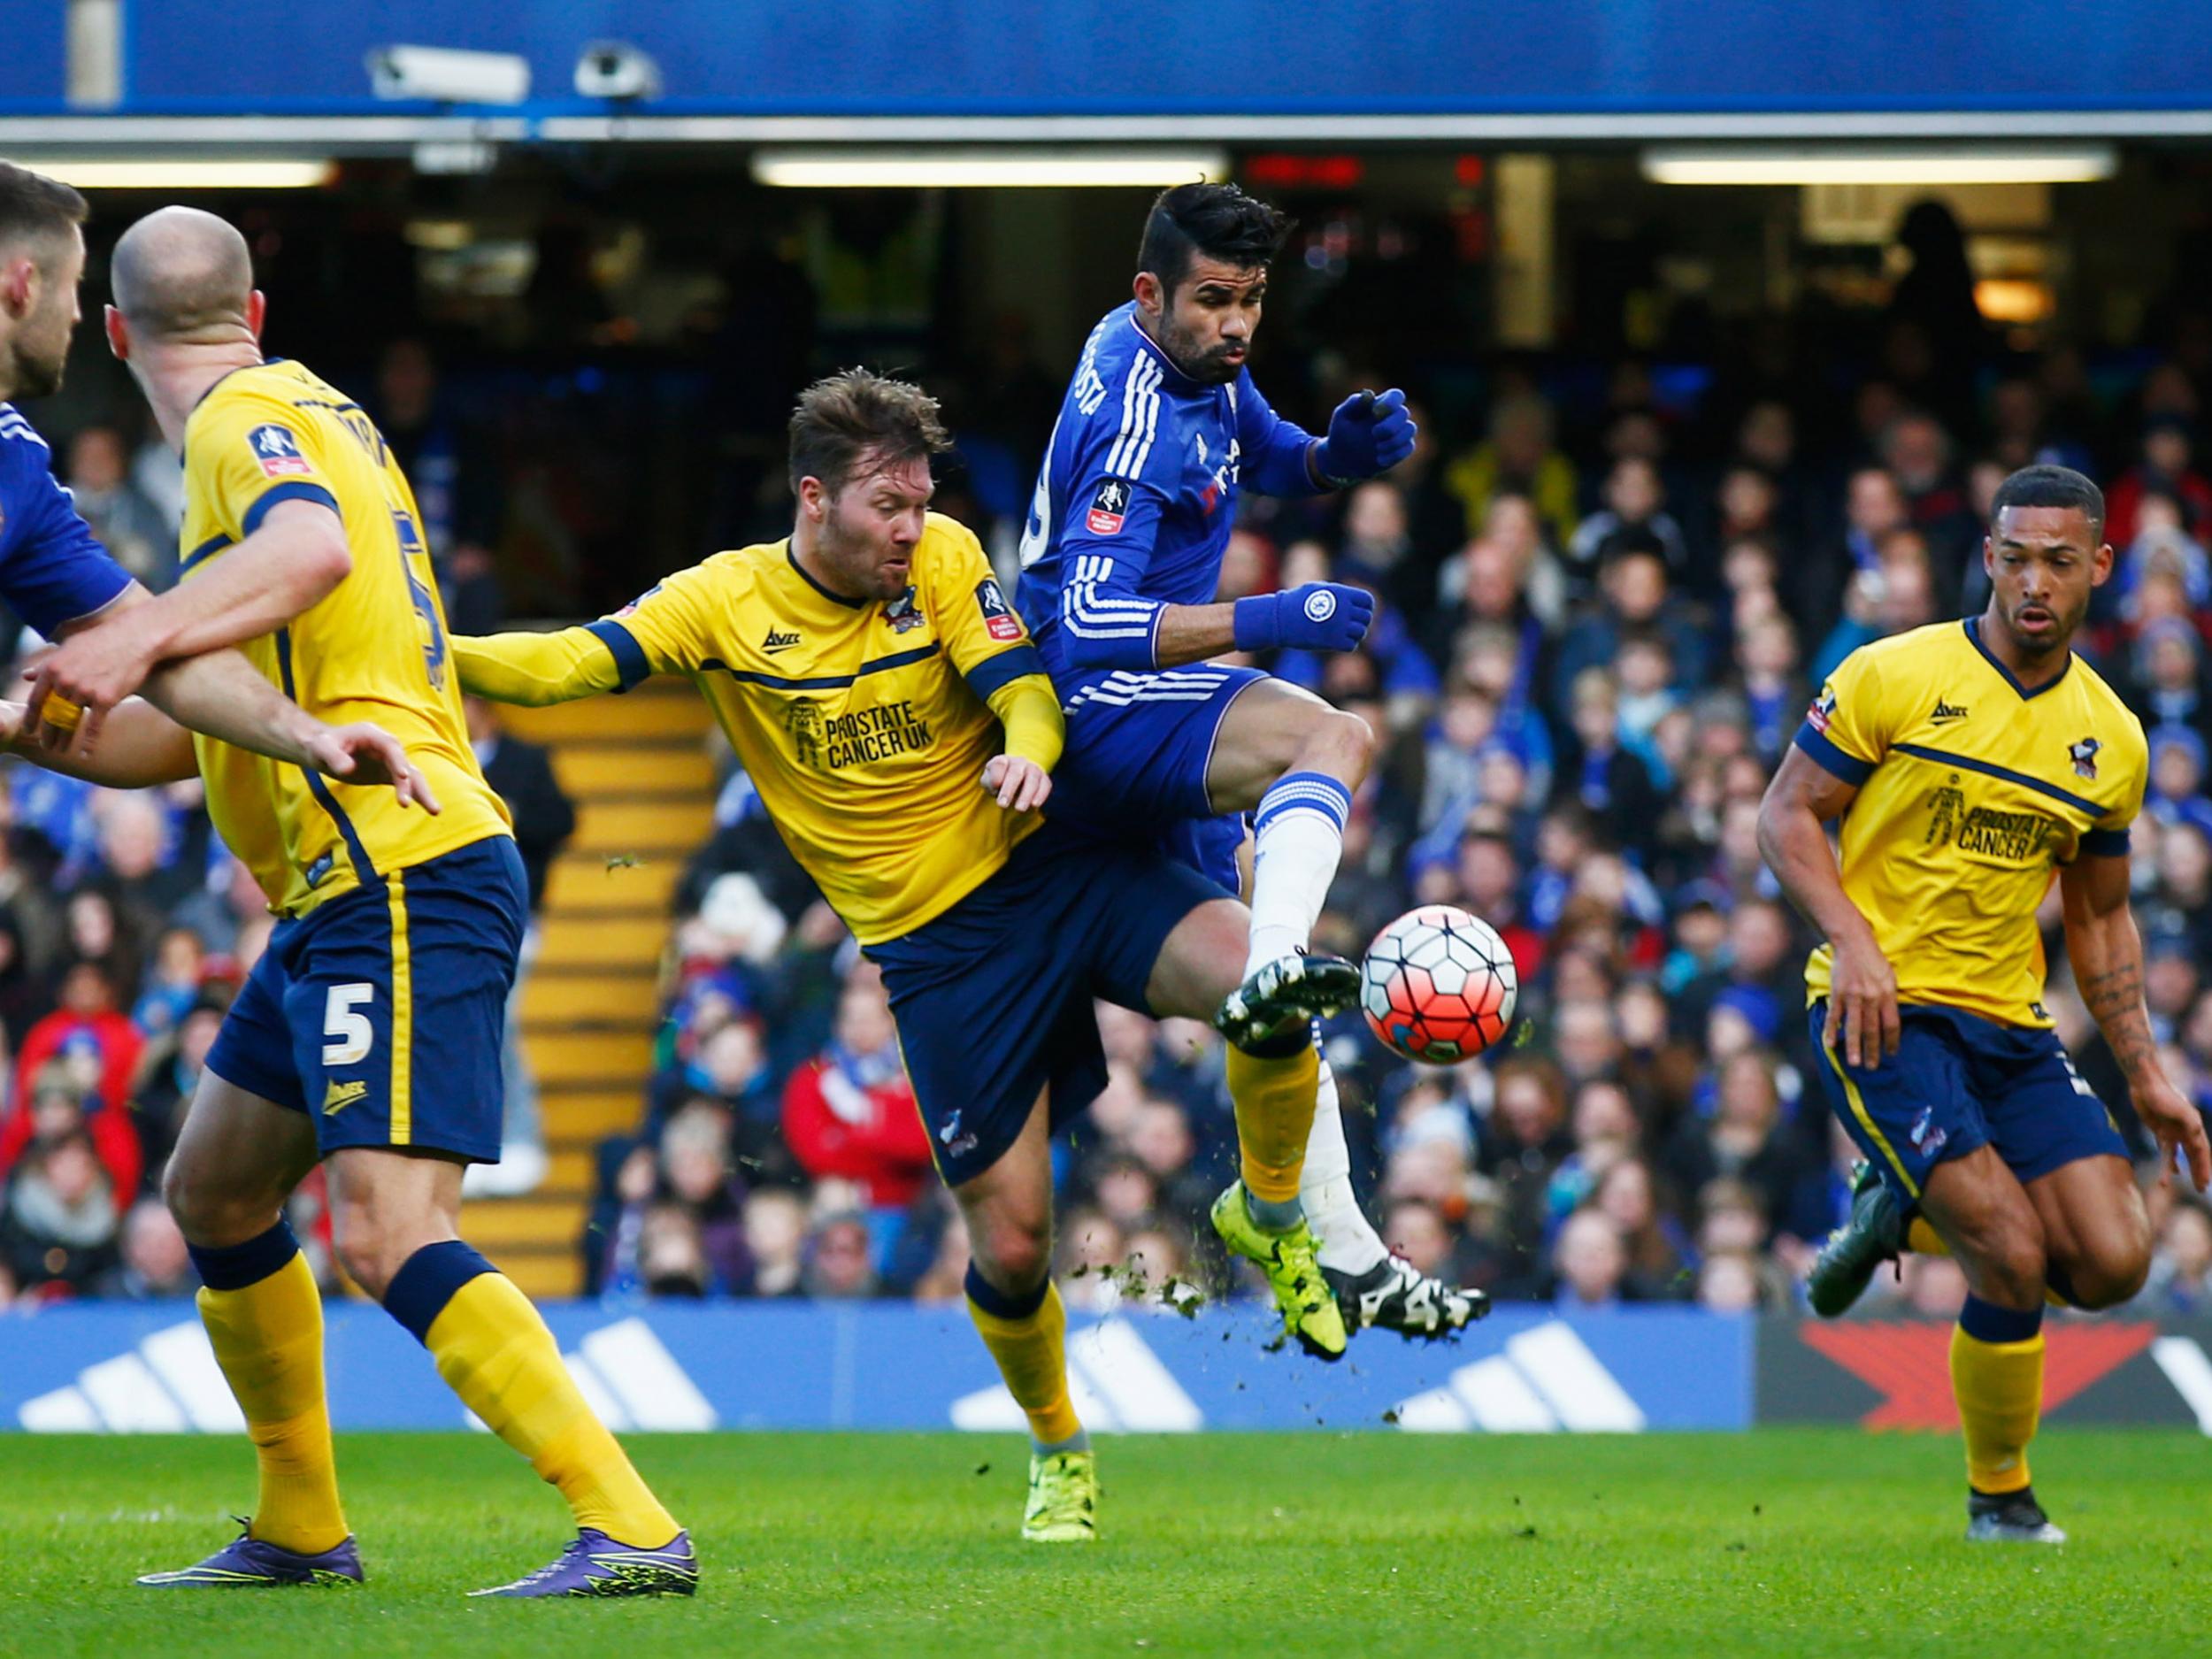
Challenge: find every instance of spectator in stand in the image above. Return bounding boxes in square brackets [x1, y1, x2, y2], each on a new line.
[1551, 540, 1714, 708]
[2145, 728, 2212, 842]
[131, 924, 205, 1043]
[1591, 1155, 1690, 1293]
[64, 424, 173, 591]
[369, 337, 503, 628]
[1555, 668, 1666, 858]
[1333, 480, 1427, 619]
[1568, 456, 1686, 595]
[2127, 616, 2212, 730]
[1447, 391, 1579, 549]
[1663, 1049, 1810, 1245]
[130, 991, 226, 1185]
[464, 695, 576, 1197]
[2135, 1197, 2212, 1315]
[741, 1188, 806, 1298]
[802, 1211, 879, 1299]
[1809, 527, 1939, 684]
[1732, 612, 1804, 765]
[1548, 1209, 1638, 1309]
[2106, 414, 2212, 549]
[1878, 411, 1978, 592]
[95, 1195, 196, 1299]
[781, 960, 932, 1214]
[1479, 1056, 1575, 1264]
[4, 963, 143, 1197]
[1, 1129, 119, 1296]
[0, 906, 52, 1048]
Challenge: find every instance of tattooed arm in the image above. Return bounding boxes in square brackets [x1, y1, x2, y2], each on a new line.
[2060, 849, 2211, 1189]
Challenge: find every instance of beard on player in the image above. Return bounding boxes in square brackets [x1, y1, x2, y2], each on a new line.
[4, 273, 76, 400]
[810, 458, 930, 602]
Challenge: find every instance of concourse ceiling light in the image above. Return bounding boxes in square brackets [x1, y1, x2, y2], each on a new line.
[1640, 146, 2116, 186]
[750, 148, 1229, 188]
[29, 159, 337, 189]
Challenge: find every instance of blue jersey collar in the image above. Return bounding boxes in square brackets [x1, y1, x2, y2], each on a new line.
[1963, 616, 2073, 701]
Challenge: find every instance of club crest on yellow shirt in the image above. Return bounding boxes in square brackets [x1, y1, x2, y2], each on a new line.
[2069, 736, 2101, 780]
[884, 585, 926, 634]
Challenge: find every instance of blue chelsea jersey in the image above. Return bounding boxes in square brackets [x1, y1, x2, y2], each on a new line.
[0, 403, 134, 638]
[1014, 303, 1317, 680]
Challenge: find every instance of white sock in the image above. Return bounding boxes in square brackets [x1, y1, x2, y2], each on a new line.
[1300, 1057, 1386, 1273]
[1243, 771, 1353, 975]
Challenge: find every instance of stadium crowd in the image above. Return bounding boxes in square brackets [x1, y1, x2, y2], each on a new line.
[8, 266, 2212, 1325]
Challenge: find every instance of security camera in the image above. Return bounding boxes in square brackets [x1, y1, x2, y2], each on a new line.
[366, 44, 531, 105]
[574, 41, 662, 103]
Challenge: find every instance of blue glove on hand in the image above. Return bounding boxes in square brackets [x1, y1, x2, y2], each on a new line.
[1316, 388, 1417, 484]
[1233, 582, 1378, 654]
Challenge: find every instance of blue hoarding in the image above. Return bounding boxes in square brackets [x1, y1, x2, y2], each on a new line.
[114, 0, 2212, 119]
[3, 1301, 1752, 1434]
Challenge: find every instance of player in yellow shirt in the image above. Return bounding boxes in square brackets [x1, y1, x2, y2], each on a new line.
[1759, 465, 2210, 1543]
[27, 207, 692, 1598]
[457, 369, 1363, 1544]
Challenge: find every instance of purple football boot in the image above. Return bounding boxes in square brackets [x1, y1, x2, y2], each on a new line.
[470, 1528, 698, 1598]
[137, 1521, 364, 1587]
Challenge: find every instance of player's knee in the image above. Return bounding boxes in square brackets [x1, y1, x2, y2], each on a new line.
[2060, 1240, 2151, 1310]
[162, 1153, 272, 1248]
[1973, 1231, 2048, 1309]
[972, 1211, 1052, 1294]
[1303, 705, 1375, 785]
[329, 1202, 411, 1301]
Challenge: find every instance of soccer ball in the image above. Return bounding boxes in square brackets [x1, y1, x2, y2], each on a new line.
[1360, 905, 1517, 1064]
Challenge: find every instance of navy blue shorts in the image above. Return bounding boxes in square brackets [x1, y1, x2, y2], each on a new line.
[1808, 1000, 2128, 1204]
[207, 838, 527, 1164]
[864, 822, 1231, 1187]
[1053, 663, 1266, 828]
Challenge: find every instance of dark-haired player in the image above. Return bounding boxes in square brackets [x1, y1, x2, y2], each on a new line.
[1760, 464, 2210, 1542]
[1016, 182, 1480, 1337]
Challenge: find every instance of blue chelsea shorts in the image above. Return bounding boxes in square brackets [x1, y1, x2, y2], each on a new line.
[864, 821, 1231, 1187]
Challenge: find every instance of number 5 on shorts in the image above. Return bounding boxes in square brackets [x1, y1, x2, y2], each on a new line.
[323, 982, 376, 1065]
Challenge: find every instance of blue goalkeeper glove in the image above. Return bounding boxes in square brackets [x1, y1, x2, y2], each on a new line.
[1314, 388, 1417, 485]
[1233, 582, 1377, 653]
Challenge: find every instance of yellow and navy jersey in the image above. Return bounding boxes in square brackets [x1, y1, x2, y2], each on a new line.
[1795, 618, 2147, 1028]
[180, 360, 511, 916]
[589, 513, 1043, 944]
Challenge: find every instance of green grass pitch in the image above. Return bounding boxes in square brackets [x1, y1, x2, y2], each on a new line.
[0, 1429, 2201, 1657]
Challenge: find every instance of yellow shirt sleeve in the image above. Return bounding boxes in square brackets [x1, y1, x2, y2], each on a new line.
[1797, 646, 1893, 787]
[984, 675, 1064, 774]
[184, 387, 343, 561]
[918, 516, 1049, 714]
[591, 558, 731, 682]
[453, 627, 625, 706]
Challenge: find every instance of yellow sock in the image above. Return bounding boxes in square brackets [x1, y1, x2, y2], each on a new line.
[197, 1251, 348, 1555]
[1951, 1324, 2044, 1495]
[425, 1271, 679, 1547]
[1907, 1217, 1949, 1256]
[1227, 1042, 1319, 1204]
[967, 1281, 1081, 1445]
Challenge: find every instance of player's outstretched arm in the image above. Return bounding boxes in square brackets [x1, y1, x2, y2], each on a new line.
[24, 499, 353, 732]
[0, 695, 200, 787]
[452, 627, 626, 707]
[1756, 745, 1899, 1069]
[2061, 850, 2212, 1191]
[14, 658, 438, 810]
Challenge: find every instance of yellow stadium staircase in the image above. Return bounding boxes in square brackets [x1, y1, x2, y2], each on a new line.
[462, 678, 719, 1299]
